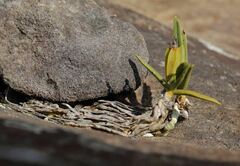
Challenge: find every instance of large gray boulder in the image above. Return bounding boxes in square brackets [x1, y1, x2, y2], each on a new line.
[0, 0, 149, 102]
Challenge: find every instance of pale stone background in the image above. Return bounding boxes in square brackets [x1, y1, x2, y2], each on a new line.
[110, 0, 240, 59]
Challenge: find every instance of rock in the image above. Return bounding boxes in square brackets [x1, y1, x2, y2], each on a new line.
[0, 0, 149, 102]
[1, 109, 240, 166]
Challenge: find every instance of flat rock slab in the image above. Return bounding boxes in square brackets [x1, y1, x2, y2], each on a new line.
[0, 0, 240, 165]
[0, 109, 239, 166]
[0, 0, 149, 102]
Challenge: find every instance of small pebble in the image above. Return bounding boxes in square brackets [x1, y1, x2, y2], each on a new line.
[143, 133, 154, 137]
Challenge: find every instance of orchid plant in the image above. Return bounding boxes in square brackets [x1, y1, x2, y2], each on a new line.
[136, 17, 221, 131]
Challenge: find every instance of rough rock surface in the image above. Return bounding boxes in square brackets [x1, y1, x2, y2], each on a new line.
[0, 0, 240, 165]
[0, 110, 239, 166]
[0, 0, 149, 102]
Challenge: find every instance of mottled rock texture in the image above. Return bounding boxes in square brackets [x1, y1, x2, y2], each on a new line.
[0, 0, 149, 102]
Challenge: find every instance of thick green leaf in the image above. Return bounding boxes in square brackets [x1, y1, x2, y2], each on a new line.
[173, 16, 182, 47]
[172, 89, 222, 105]
[165, 47, 181, 82]
[173, 17, 188, 64]
[175, 63, 194, 89]
[177, 65, 193, 89]
[172, 63, 191, 89]
[164, 48, 171, 79]
[135, 55, 170, 90]
[181, 31, 188, 63]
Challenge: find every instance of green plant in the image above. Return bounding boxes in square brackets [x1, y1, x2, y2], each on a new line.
[135, 17, 221, 132]
[136, 17, 221, 105]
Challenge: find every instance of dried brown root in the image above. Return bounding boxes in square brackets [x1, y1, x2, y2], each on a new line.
[2, 92, 190, 137]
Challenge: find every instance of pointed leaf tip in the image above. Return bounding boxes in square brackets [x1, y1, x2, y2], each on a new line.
[172, 89, 222, 105]
[173, 16, 182, 47]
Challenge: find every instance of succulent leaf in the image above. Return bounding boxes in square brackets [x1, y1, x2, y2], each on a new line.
[175, 63, 194, 89]
[177, 64, 193, 89]
[165, 47, 181, 82]
[173, 63, 193, 89]
[135, 55, 170, 90]
[182, 31, 188, 63]
[164, 48, 171, 79]
[173, 17, 188, 64]
[173, 16, 182, 47]
[172, 89, 222, 105]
